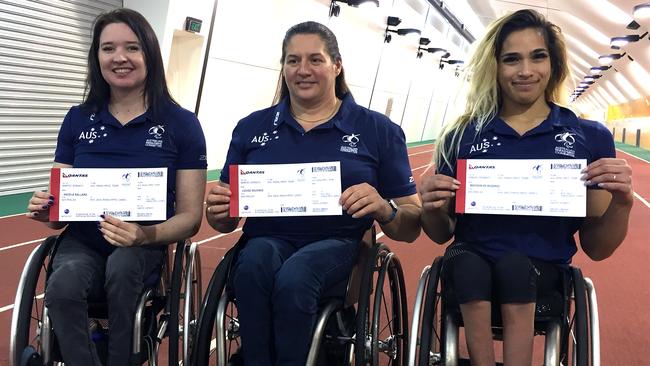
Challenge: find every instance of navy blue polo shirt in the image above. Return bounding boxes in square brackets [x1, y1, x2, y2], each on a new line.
[438, 104, 615, 263]
[54, 103, 207, 255]
[221, 93, 416, 242]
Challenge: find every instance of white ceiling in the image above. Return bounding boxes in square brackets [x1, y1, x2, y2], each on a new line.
[465, 0, 650, 113]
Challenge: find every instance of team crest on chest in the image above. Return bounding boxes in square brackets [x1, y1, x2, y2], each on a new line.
[554, 131, 576, 157]
[340, 133, 360, 154]
[145, 124, 166, 148]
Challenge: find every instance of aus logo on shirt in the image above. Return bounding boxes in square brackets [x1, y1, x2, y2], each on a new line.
[78, 123, 108, 144]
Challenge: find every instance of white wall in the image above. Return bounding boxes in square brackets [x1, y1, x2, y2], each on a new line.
[131, 0, 471, 171]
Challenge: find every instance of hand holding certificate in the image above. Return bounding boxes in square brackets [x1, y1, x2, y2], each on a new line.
[455, 159, 587, 217]
[49, 167, 167, 221]
[229, 162, 342, 217]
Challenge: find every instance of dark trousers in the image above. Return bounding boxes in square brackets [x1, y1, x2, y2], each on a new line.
[233, 236, 359, 366]
[44, 233, 164, 366]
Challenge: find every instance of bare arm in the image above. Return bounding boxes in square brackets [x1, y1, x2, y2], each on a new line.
[378, 193, 422, 242]
[26, 162, 71, 230]
[419, 164, 458, 244]
[579, 158, 633, 261]
[100, 169, 206, 246]
[339, 183, 422, 243]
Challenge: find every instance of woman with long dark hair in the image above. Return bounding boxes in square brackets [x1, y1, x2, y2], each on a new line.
[27, 8, 206, 365]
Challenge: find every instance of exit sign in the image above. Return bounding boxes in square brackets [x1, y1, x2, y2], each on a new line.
[185, 17, 202, 33]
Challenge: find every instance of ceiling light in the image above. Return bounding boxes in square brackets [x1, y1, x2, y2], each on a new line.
[590, 66, 611, 74]
[610, 33, 647, 47]
[633, 3, 650, 18]
[598, 53, 624, 65]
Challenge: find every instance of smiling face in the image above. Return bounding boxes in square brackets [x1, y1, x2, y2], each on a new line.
[98, 22, 147, 95]
[497, 27, 551, 110]
[282, 33, 341, 106]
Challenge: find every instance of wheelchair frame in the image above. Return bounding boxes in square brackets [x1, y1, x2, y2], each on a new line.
[408, 256, 601, 366]
[191, 227, 410, 366]
[9, 235, 202, 366]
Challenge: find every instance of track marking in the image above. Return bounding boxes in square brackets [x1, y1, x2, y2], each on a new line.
[0, 293, 43, 313]
[0, 238, 46, 253]
[634, 192, 650, 209]
[617, 149, 650, 165]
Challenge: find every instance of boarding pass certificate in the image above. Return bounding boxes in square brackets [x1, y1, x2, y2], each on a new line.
[229, 162, 342, 217]
[455, 159, 586, 217]
[49, 167, 167, 221]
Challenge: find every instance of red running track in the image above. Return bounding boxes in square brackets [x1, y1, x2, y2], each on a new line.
[0, 144, 648, 365]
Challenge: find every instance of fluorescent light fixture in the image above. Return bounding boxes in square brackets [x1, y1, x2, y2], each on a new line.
[634, 3, 650, 18]
[590, 66, 611, 74]
[610, 33, 646, 48]
[598, 53, 624, 65]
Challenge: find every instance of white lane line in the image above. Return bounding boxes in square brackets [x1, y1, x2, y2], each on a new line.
[634, 192, 650, 209]
[615, 149, 650, 208]
[0, 293, 43, 313]
[194, 227, 243, 247]
[0, 238, 46, 253]
[0, 212, 29, 220]
[617, 148, 650, 164]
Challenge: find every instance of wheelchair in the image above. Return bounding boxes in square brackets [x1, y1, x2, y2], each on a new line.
[9, 234, 203, 366]
[408, 256, 601, 366]
[191, 226, 409, 365]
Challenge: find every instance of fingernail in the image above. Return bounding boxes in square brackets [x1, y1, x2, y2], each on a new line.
[100, 214, 105, 219]
[580, 174, 587, 180]
[453, 179, 461, 185]
[584, 180, 592, 186]
[48, 200, 54, 205]
[580, 168, 587, 174]
[41, 205, 49, 209]
[597, 183, 604, 188]
[49, 195, 55, 200]
[33, 212, 39, 217]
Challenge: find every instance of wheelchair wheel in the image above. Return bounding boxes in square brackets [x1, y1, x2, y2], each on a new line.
[560, 267, 591, 366]
[168, 240, 203, 365]
[10, 236, 58, 366]
[355, 244, 408, 366]
[192, 243, 241, 366]
[208, 292, 241, 365]
[409, 256, 443, 366]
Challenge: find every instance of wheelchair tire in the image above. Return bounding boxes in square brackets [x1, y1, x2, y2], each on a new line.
[355, 244, 408, 366]
[560, 267, 590, 366]
[168, 239, 188, 364]
[416, 256, 443, 366]
[10, 236, 58, 366]
[192, 242, 242, 366]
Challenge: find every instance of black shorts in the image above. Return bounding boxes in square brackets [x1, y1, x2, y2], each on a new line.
[442, 242, 563, 304]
